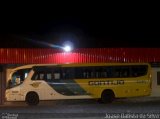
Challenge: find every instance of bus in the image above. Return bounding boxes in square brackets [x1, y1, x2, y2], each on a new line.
[5, 63, 152, 105]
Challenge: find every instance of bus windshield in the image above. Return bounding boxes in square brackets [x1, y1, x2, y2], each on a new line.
[7, 68, 31, 88]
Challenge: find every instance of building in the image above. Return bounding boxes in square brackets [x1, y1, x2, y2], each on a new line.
[1, 48, 160, 104]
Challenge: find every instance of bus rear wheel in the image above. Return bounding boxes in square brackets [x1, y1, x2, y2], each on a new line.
[101, 90, 115, 103]
[25, 92, 39, 106]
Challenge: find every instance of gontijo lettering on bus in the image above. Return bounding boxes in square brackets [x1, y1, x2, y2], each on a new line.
[88, 80, 124, 86]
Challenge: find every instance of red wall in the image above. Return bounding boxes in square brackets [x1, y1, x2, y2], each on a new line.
[0, 48, 160, 64]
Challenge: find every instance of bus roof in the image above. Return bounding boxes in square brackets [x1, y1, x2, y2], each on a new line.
[12, 63, 150, 70]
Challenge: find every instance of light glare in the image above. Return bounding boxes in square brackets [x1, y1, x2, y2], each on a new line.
[63, 45, 72, 52]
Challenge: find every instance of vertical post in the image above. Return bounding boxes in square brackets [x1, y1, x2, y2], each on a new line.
[0, 65, 3, 105]
[0, 72, 2, 105]
[0, 65, 5, 105]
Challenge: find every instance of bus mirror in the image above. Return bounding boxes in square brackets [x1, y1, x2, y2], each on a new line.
[7, 79, 12, 88]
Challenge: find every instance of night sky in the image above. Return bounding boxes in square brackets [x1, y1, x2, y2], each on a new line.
[0, 4, 159, 48]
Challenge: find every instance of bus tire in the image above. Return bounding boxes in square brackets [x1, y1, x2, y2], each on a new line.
[101, 90, 115, 103]
[25, 92, 39, 106]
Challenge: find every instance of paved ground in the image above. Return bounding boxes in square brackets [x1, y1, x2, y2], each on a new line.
[0, 97, 160, 119]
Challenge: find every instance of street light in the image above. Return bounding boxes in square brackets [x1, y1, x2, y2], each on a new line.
[63, 45, 72, 52]
[62, 41, 73, 52]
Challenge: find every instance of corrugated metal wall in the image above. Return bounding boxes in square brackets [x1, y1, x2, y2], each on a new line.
[1, 48, 160, 64]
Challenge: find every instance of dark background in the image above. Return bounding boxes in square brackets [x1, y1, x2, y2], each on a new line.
[0, 2, 159, 48]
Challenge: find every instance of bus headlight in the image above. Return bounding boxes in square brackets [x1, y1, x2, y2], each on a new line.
[5, 89, 10, 100]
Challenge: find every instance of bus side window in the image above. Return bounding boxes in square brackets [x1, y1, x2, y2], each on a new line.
[121, 70, 128, 77]
[31, 71, 38, 80]
[64, 69, 70, 79]
[61, 68, 68, 79]
[95, 67, 102, 78]
[53, 68, 61, 80]
[32, 72, 45, 80]
[33, 74, 38, 80]
[82, 67, 93, 79]
[40, 73, 45, 80]
[54, 73, 60, 79]
[111, 66, 121, 78]
[131, 65, 147, 77]
[99, 67, 107, 78]
[75, 67, 83, 79]
[83, 69, 89, 78]
[46, 73, 52, 81]
[133, 72, 138, 77]
[115, 71, 120, 77]
[62, 67, 74, 79]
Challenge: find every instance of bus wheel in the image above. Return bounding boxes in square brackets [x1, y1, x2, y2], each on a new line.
[25, 92, 39, 106]
[101, 90, 115, 103]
